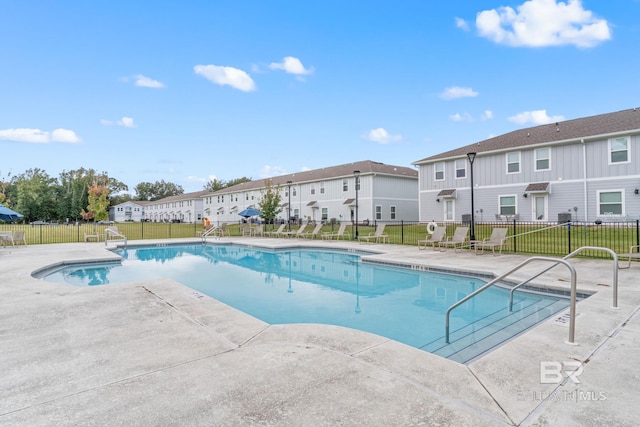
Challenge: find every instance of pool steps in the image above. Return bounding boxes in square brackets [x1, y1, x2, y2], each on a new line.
[422, 298, 569, 363]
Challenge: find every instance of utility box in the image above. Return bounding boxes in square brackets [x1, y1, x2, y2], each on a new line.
[462, 214, 472, 225]
[558, 213, 572, 224]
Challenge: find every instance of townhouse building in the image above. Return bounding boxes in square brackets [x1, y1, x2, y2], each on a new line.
[413, 108, 640, 223]
[204, 160, 418, 225]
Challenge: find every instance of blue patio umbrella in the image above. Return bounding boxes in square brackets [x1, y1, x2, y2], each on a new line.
[0, 204, 23, 222]
[238, 207, 262, 221]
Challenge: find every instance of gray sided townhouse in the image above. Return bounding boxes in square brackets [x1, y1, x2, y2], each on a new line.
[139, 190, 212, 223]
[414, 108, 640, 224]
[204, 160, 418, 226]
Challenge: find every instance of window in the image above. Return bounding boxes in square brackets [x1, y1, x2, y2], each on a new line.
[310, 185, 315, 195]
[375, 205, 382, 220]
[506, 152, 520, 173]
[455, 159, 466, 178]
[499, 195, 517, 215]
[535, 148, 550, 171]
[321, 208, 328, 221]
[598, 190, 623, 216]
[293, 208, 299, 218]
[343, 179, 348, 192]
[609, 137, 629, 164]
[292, 188, 297, 196]
[390, 206, 396, 220]
[320, 182, 325, 194]
[434, 162, 445, 181]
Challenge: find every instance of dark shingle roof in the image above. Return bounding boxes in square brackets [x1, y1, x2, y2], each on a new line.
[215, 160, 418, 195]
[414, 108, 640, 164]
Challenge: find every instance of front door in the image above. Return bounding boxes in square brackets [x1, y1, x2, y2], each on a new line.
[533, 195, 547, 221]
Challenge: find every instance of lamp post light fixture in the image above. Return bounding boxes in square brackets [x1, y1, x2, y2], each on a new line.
[286, 180, 292, 231]
[467, 152, 476, 244]
[353, 170, 360, 239]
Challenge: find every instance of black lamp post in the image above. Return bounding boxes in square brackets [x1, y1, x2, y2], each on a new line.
[467, 152, 476, 244]
[286, 180, 292, 231]
[353, 170, 360, 239]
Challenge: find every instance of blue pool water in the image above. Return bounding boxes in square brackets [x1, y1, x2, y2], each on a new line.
[39, 244, 570, 361]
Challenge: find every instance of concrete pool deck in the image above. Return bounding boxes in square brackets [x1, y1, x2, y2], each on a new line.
[1, 238, 638, 426]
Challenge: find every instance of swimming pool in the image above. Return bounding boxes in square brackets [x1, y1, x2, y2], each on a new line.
[38, 243, 571, 362]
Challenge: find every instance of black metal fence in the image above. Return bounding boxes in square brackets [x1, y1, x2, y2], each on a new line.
[2, 219, 638, 260]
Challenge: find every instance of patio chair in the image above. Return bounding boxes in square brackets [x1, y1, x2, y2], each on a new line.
[11, 230, 27, 246]
[438, 226, 469, 253]
[251, 224, 265, 237]
[618, 245, 640, 269]
[265, 223, 287, 237]
[359, 223, 388, 244]
[281, 223, 308, 238]
[474, 228, 508, 255]
[417, 226, 446, 250]
[299, 223, 323, 239]
[322, 223, 350, 240]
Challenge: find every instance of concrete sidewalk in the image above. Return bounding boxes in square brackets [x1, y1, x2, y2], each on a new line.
[1, 239, 638, 426]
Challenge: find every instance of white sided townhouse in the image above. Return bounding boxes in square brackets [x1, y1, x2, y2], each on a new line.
[204, 160, 419, 225]
[141, 190, 212, 223]
[414, 108, 640, 224]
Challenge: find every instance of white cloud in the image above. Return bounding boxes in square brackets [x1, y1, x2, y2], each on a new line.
[482, 110, 494, 120]
[0, 127, 80, 143]
[259, 165, 288, 178]
[449, 112, 474, 122]
[101, 117, 136, 128]
[508, 109, 565, 124]
[362, 128, 403, 144]
[455, 17, 470, 31]
[194, 64, 256, 92]
[134, 74, 165, 88]
[439, 86, 479, 100]
[476, 0, 611, 48]
[117, 117, 136, 128]
[269, 56, 314, 76]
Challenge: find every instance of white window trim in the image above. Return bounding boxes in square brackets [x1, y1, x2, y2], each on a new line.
[608, 136, 630, 165]
[534, 148, 551, 172]
[506, 152, 521, 174]
[597, 189, 625, 217]
[499, 194, 518, 215]
[375, 205, 382, 220]
[434, 162, 445, 181]
[390, 205, 396, 220]
[455, 159, 467, 179]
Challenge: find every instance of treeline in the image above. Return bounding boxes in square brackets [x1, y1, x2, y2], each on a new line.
[0, 168, 251, 222]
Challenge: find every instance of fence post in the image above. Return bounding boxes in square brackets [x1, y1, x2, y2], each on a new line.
[401, 220, 404, 244]
[512, 219, 517, 253]
[636, 220, 639, 247]
[567, 221, 572, 255]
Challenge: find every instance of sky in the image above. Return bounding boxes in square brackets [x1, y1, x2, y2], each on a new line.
[2, 0, 640, 194]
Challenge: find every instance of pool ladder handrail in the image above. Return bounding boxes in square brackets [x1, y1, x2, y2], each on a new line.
[445, 256, 577, 344]
[201, 225, 221, 243]
[104, 228, 127, 248]
[508, 246, 619, 312]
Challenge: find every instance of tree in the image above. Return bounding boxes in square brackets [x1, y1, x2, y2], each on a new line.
[225, 177, 252, 188]
[203, 176, 252, 191]
[135, 180, 184, 201]
[257, 179, 282, 224]
[204, 178, 226, 192]
[86, 181, 110, 221]
[15, 168, 57, 221]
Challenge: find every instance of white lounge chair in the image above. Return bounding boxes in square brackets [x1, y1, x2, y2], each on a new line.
[474, 228, 508, 255]
[265, 223, 287, 237]
[418, 226, 446, 250]
[299, 223, 323, 239]
[618, 245, 640, 269]
[438, 226, 469, 253]
[359, 223, 388, 244]
[281, 224, 308, 238]
[322, 223, 350, 240]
